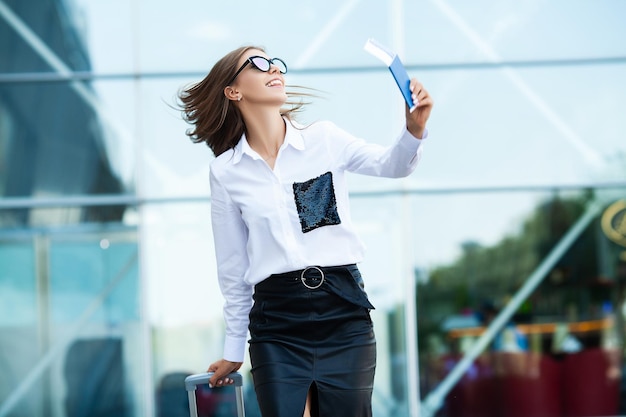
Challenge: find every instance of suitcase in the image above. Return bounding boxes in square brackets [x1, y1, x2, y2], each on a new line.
[185, 372, 245, 417]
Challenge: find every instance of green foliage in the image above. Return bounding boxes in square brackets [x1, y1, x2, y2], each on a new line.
[418, 191, 595, 324]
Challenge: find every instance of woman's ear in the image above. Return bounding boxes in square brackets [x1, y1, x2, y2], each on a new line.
[224, 86, 240, 102]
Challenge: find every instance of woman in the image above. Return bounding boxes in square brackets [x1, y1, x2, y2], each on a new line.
[179, 45, 433, 416]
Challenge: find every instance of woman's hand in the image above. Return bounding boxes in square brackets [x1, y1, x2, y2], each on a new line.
[207, 359, 243, 388]
[405, 78, 433, 139]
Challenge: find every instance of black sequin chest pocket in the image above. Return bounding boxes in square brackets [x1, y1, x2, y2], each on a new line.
[292, 171, 341, 233]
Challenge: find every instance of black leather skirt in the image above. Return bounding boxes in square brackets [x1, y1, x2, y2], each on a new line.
[249, 264, 377, 417]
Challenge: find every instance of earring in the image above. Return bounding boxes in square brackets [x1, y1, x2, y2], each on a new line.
[237, 96, 241, 102]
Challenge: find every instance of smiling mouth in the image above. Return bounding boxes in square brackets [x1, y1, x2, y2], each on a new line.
[266, 79, 283, 87]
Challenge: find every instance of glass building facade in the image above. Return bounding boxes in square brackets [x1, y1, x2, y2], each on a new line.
[1, 0, 625, 416]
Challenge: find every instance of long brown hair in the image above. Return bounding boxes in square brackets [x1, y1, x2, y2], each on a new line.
[178, 45, 312, 157]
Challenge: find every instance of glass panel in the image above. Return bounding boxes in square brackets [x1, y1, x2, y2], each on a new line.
[47, 231, 140, 417]
[0, 81, 130, 200]
[49, 239, 139, 323]
[71, 0, 392, 74]
[415, 187, 626, 417]
[353, 196, 415, 414]
[0, 239, 40, 416]
[0, 240, 36, 325]
[0, 0, 92, 74]
[405, 0, 626, 62]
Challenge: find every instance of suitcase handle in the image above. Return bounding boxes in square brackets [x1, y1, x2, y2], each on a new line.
[185, 372, 243, 391]
[185, 372, 246, 417]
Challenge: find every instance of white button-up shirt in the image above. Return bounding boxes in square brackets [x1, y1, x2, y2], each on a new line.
[209, 118, 426, 361]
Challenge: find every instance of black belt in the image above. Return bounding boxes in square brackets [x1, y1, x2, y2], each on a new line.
[271, 265, 352, 290]
[267, 264, 374, 310]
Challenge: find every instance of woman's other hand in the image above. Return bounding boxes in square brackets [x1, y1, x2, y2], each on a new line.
[405, 78, 433, 139]
[207, 359, 243, 388]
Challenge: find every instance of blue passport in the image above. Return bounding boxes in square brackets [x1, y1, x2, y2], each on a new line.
[364, 38, 415, 110]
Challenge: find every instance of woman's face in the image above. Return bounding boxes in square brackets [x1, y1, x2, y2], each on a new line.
[231, 49, 287, 107]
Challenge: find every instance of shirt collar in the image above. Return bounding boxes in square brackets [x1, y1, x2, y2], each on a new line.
[231, 117, 305, 164]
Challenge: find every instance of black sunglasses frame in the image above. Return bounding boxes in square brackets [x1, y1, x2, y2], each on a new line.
[226, 56, 287, 86]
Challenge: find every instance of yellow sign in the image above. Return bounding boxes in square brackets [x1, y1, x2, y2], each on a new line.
[601, 200, 626, 261]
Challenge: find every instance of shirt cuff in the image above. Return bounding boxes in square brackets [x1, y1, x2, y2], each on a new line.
[223, 334, 247, 363]
[399, 127, 426, 149]
[404, 126, 428, 141]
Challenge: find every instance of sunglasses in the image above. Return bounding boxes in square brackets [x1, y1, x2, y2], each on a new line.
[227, 56, 288, 86]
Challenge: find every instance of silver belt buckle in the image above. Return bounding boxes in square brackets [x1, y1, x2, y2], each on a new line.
[300, 266, 325, 290]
